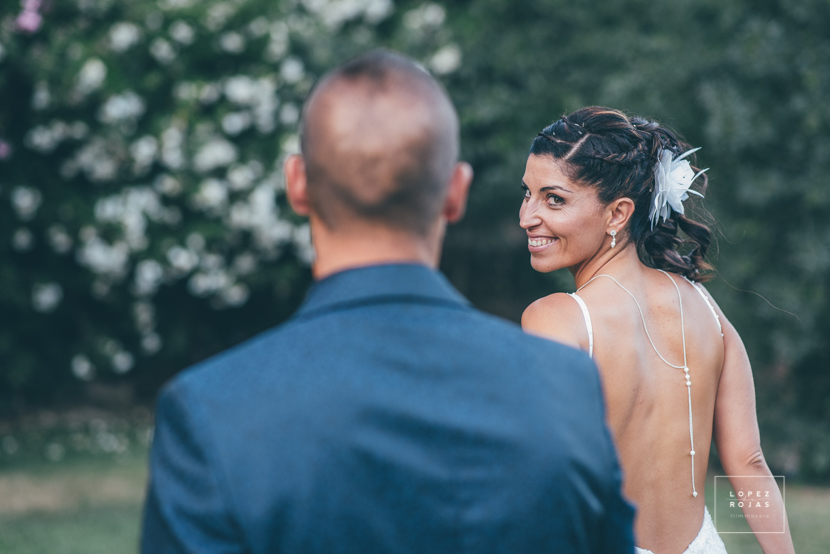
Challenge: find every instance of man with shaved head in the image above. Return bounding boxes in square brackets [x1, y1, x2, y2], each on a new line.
[142, 50, 635, 554]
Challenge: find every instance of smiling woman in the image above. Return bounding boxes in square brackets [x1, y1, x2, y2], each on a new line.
[519, 107, 795, 554]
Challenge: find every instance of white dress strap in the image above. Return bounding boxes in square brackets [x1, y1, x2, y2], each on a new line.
[568, 293, 594, 358]
[683, 277, 723, 337]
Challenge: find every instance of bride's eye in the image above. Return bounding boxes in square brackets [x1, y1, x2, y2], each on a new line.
[521, 186, 530, 199]
[547, 194, 564, 206]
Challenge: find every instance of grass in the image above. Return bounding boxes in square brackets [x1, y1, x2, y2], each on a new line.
[0, 450, 828, 553]
[0, 453, 148, 554]
[0, 505, 143, 554]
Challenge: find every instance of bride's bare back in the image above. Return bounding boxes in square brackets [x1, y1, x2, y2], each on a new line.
[538, 267, 724, 553]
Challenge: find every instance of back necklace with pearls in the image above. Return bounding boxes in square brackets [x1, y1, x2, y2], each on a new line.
[576, 269, 699, 498]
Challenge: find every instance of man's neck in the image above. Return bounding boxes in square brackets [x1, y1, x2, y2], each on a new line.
[310, 219, 444, 280]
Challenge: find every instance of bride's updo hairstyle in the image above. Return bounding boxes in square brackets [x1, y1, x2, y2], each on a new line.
[530, 106, 712, 282]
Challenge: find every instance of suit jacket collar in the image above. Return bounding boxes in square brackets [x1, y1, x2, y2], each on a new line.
[295, 263, 471, 318]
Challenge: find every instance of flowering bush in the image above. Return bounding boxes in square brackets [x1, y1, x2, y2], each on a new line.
[0, 0, 460, 407]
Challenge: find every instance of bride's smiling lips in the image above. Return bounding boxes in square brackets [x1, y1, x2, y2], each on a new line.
[527, 234, 558, 252]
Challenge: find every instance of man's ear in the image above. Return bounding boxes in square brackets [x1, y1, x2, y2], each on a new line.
[284, 154, 311, 217]
[442, 162, 473, 224]
[607, 196, 635, 233]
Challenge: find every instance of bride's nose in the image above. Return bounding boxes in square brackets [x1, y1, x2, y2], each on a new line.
[519, 199, 542, 229]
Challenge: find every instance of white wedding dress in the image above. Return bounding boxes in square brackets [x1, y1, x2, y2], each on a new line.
[635, 506, 727, 554]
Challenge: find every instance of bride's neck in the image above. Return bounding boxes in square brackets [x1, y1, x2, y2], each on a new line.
[570, 244, 643, 289]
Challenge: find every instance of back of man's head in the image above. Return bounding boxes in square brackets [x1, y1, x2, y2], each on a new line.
[299, 50, 460, 236]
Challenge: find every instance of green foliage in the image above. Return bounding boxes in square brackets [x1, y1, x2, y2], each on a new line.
[1, 0, 828, 479]
[438, 0, 830, 480]
[0, 0, 457, 405]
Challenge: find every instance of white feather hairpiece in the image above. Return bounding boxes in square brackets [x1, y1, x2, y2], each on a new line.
[649, 147, 708, 229]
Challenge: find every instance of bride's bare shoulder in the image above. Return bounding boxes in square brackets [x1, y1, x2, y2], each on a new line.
[521, 293, 585, 351]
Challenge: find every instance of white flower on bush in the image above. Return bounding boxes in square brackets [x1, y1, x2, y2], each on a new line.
[133, 301, 155, 332]
[75, 58, 107, 96]
[161, 127, 186, 170]
[265, 21, 289, 61]
[161, 0, 198, 10]
[200, 83, 222, 104]
[25, 124, 60, 152]
[145, 11, 164, 31]
[200, 252, 225, 271]
[220, 32, 246, 53]
[11, 186, 43, 220]
[174, 82, 200, 101]
[188, 269, 232, 297]
[280, 57, 305, 84]
[47, 225, 73, 254]
[280, 103, 300, 125]
[141, 333, 162, 355]
[205, 2, 238, 31]
[227, 161, 262, 190]
[169, 20, 196, 45]
[232, 252, 257, 275]
[192, 178, 229, 213]
[303, 0, 393, 29]
[112, 351, 134, 374]
[12, 228, 34, 251]
[32, 82, 50, 110]
[150, 37, 177, 64]
[62, 137, 122, 183]
[99, 338, 134, 374]
[193, 137, 238, 173]
[32, 282, 63, 313]
[99, 91, 146, 124]
[220, 283, 250, 307]
[404, 3, 446, 31]
[222, 111, 253, 135]
[248, 17, 269, 37]
[130, 136, 158, 174]
[253, 78, 278, 132]
[187, 233, 206, 251]
[71, 354, 95, 381]
[76, 235, 131, 279]
[134, 259, 165, 296]
[95, 187, 165, 251]
[224, 75, 259, 105]
[364, 0, 394, 23]
[25, 120, 86, 153]
[167, 245, 199, 273]
[430, 44, 462, 75]
[109, 22, 142, 52]
[154, 174, 183, 196]
[227, 183, 294, 251]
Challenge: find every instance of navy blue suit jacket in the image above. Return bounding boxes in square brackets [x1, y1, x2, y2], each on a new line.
[142, 264, 635, 553]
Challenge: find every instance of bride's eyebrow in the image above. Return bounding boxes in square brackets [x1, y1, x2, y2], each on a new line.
[541, 185, 572, 193]
[520, 179, 573, 194]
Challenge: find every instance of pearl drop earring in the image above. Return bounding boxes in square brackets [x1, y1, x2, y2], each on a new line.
[610, 230, 617, 249]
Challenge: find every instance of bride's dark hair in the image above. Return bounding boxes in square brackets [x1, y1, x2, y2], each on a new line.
[530, 106, 712, 282]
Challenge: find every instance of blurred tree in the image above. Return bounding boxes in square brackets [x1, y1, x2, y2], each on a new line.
[0, 0, 459, 407]
[439, 0, 830, 481]
[1, 0, 828, 479]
